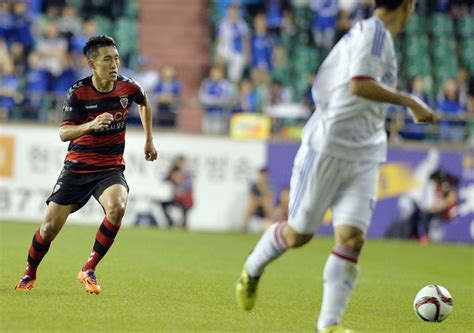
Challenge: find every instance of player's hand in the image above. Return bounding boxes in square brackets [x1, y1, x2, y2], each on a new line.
[144, 141, 158, 161]
[91, 113, 114, 130]
[407, 96, 436, 124]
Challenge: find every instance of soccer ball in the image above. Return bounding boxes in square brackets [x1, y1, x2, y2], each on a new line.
[413, 285, 453, 322]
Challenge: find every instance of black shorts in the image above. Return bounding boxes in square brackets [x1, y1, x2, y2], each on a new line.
[46, 167, 129, 213]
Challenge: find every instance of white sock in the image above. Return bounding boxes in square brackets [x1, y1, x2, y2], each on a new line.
[317, 247, 360, 331]
[245, 221, 287, 277]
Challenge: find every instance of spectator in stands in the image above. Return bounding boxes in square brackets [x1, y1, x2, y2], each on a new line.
[456, 66, 470, 107]
[134, 55, 159, 93]
[243, 167, 274, 233]
[70, 19, 97, 55]
[410, 76, 431, 106]
[251, 13, 274, 72]
[437, 79, 466, 142]
[161, 155, 194, 229]
[238, 79, 259, 113]
[273, 186, 289, 221]
[199, 65, 236, 134]
[51, 53, 77, 96]
[0, 60, 22, 120]
[467, 74, 474, 145]
[216, 4, 250, 82]
[281, 7, 297, 37]
[11, 2, 34, 53]
[265, 0, 290, 36]
[250, 67, 270, 112]
[9, 42, 26, 74]
[397, 76, 430, 141]
[310, 0, 338, 53]
[0, 3, 13, 45]
[266, 79, 292, 107]
[36, 21, 68, 77]
[408, 169, 458, 245]
[58, 4, 82, 43]
[271, 46, 290, 88]
[35, 4, 61, 38]
[24, 52, 49, 121]
[154, 65, 181, 127]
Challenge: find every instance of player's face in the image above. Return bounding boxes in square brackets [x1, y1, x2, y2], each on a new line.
[91, 46, 120, 81]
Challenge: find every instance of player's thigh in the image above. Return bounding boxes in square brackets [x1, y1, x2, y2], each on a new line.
[98, 184, 129, 212]
[288, 147, 341, 234]
[94, 170, 129, 213]
[332, 161, 379, 234]
[43, 202, 74, 232]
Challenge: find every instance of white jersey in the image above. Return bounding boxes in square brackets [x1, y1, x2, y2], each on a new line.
[304, 16, 398, 162]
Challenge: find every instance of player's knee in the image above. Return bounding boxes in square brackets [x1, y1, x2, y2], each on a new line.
[284, 229, 313, 248]
[106, 204, 126, 225]
[41, 221, 60, 242]
[338, 233, 365, 252]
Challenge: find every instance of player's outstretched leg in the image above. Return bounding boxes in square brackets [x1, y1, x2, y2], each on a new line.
[317, 226, 363, 332]
[15, 229, 51, 291]
[77, 217, 120, 294]
[236, 221, 312, 310]
[236, 221, 288, 310]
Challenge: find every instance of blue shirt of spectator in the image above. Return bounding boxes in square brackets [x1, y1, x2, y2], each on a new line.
[240, 91, 259, 113]
[251, 33, 273, 70]
[26, 67, 49, 93]
[231, 22, 245, 53]
[266, 0, 283, 29]
[51, 67, 77, 95]
[311, 0, 338, 31]
[12, 12, 34, 49]
[155, 80, 181, 99]
[199, 79, 233, 114]
[0, 8, 14, 45]
[71, 34, 88, 54]
[25, 67, 49, 108]
[0, 74, 20, 109]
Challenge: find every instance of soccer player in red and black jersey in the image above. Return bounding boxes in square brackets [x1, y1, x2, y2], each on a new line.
[15, 35, 158, 294]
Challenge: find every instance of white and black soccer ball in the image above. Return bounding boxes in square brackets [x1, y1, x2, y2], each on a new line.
[413, 285, 453, 322]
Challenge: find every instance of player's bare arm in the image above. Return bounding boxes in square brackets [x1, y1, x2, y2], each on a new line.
[138, 93, 158, 161]
[59, 113, 114, 142]
[350, 78, 436, 124]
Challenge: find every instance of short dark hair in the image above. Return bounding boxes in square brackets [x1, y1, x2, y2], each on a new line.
[83, 35, 117, 59]
[374, 0, 405, 11]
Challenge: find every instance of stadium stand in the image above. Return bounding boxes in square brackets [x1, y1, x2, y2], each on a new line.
[203, 0, 473, 142]
[1, 0, 473, 143]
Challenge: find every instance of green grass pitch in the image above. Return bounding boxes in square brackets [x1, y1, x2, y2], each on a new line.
[1, 221, 472, 332]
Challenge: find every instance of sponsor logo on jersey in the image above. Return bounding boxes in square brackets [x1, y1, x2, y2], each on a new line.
[120, 96, 128, 109]
[85, 104, 98, 109]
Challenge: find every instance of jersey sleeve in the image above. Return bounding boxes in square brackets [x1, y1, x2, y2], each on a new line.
[133, 81, 146, 105]
[348, 24, 386, 82]
[60, 90, 81, 126]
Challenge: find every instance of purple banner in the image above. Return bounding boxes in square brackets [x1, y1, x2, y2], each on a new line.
[267, 143, 473, 244]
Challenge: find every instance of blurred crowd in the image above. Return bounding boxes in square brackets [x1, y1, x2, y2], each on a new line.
[0, 0, 181, 127]
[1, 0, 474, 144]
[200, 0, 474, 142]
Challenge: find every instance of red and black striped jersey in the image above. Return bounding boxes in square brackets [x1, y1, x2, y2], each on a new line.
[61, 75, 145, 173]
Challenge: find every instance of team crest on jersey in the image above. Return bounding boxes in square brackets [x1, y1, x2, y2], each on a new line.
[120, 96, 128, 109]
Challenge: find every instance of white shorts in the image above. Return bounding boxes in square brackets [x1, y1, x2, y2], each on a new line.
[288, 145, 379, 235]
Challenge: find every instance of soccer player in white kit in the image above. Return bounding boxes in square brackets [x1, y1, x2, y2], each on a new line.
[236, 1, 435, 332]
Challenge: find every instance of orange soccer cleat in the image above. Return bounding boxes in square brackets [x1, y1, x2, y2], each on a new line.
[77, 270, 102, 294]
[15, 275, 36, 291]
